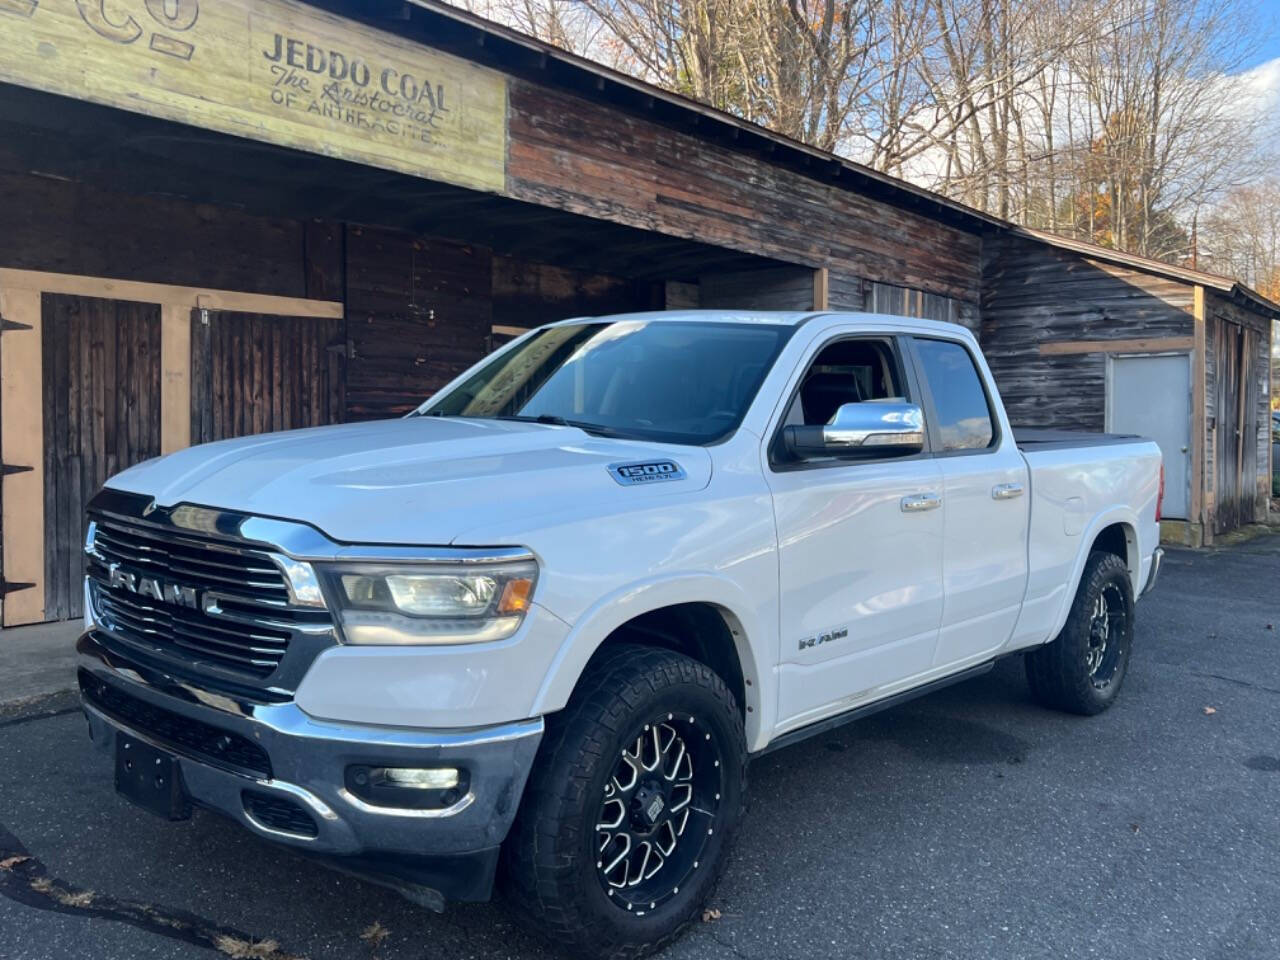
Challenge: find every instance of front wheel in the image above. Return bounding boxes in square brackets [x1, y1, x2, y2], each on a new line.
[502, 645, 746, 960]
[1025, 550, 1135, 715]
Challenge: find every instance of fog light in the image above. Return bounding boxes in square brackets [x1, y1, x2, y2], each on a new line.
[373, 767, 460, 790]
[345, 764, 470, 810]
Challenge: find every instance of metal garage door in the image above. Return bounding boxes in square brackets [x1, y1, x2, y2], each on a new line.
[1106, 353, 1191, 520]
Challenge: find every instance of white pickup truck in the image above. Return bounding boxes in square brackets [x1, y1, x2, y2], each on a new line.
[78, 311, 1163, 958]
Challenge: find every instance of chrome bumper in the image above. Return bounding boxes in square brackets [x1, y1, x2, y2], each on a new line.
[77, 631, 542, 900]
[1142, 547, 1163, 597]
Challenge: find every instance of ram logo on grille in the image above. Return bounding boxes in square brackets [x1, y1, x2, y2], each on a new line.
[108, 563, 200, 610]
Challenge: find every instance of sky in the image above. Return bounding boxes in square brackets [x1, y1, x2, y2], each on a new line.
[1239, 2, 1280, 68]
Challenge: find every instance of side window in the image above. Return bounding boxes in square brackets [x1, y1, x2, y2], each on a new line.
[783, 338, 904, 427]
[912, 338, 996, 451]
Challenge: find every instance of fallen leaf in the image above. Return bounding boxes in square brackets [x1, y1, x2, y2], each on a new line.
[0, 855, 31, 871]
[701, 907, 722, 923]
[360, 922, 391, 948]
[214, 936, 283, 960]
[1203, 706, 1217, 715]
[56, 889, 95, 908]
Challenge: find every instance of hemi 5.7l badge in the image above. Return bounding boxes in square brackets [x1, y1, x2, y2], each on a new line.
[609, 460, 687, 486]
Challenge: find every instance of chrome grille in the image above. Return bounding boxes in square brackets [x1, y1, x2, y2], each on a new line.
[86, 515, 328, 680]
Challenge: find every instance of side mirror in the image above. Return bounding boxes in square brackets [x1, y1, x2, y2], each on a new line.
[783, 401, 925, 460]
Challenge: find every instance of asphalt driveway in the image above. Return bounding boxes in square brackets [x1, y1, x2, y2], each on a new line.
[2, 534, 1278, 960]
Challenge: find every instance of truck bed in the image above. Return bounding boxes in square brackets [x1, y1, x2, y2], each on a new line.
[1013, 427, 1144, 452]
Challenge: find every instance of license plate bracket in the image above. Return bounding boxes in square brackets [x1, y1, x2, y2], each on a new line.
[114, 735, 191, 821]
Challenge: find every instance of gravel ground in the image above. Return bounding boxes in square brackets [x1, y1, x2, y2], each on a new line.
[2, 535, 1278, 960]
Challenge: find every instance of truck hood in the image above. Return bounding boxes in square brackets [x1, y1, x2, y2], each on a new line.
[106, 417, 712, 545]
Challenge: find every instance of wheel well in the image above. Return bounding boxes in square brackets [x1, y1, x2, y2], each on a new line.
[591, 603, 747, 719]
[1090, 522, 1137, 581]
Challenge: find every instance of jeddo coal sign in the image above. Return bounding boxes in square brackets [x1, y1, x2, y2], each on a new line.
[262, 32, 448, 136]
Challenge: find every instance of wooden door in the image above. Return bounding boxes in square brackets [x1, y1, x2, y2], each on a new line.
[42, 294, 162, 620]
[190, 311, 345, 444]
[1213, 319, 1256, 534]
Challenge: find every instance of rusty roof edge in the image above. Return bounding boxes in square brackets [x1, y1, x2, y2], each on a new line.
[1228, 284, 1280, 319]
[397, 0, 1005, 233]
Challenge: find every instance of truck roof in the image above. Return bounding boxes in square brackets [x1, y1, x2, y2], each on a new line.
[546, 309, 973, 336]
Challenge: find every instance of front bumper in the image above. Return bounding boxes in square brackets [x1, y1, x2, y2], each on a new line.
[77, 631, 542, 904]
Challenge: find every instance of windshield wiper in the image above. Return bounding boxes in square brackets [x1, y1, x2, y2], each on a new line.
[499, 414, 570, 426]
[497, 414, 630, 438]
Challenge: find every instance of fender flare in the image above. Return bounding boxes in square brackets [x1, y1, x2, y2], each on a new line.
[1045, 506, 1143, 641]
[530, 573, 774, 751]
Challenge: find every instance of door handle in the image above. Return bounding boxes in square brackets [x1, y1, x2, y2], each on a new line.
[992, 482, 1025, 500]
[901, 492, 942, 513]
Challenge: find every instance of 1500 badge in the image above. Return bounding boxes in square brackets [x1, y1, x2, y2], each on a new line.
[609, 460, 687, 486]
[798, 624, 849, 651]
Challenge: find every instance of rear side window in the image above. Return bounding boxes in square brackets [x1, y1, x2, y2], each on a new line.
[913, 338, 995, 451]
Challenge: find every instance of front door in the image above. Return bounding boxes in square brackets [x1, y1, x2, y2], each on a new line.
[1107, 353, 1191, 520]
[766, 333, 945, 732]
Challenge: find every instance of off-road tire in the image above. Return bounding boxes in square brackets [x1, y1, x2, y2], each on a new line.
[1025, 550, 1134, 715]
[502, 644, 746, 960]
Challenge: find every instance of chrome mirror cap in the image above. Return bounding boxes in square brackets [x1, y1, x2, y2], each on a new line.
[783, 401, 925, 460]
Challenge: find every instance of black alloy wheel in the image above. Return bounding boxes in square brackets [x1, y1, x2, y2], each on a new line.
[1026, 550, 1135, 715]
[594, 712, 723, 915]
[503, 644, 746, 959]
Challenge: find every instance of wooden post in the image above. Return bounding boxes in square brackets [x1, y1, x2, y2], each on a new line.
[0, 285, 44, 625]
[160, 302, 191, 454]
[1191, 285, 1208, 545]
[812, 268, 829, 311]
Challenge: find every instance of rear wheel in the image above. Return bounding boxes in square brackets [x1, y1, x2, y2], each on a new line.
[1025, 550, 1134, 715]
[503, 645, 746, 960]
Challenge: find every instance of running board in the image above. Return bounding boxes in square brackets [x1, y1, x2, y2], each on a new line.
[756, 660, 995, 758]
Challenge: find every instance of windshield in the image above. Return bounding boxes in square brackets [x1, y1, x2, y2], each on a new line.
[419, 320, 794, 444]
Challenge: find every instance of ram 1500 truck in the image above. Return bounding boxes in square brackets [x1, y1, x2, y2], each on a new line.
[78, 311, 1164, 958]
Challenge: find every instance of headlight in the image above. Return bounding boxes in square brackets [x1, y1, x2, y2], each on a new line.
[318, 559, 537, 645]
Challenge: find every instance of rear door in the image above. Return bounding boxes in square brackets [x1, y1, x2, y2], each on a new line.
[909, 335, 1029, 667]
[766, 331, 945, 731]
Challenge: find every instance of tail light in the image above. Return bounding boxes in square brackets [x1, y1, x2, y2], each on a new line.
[1155, 463, 1165, 522]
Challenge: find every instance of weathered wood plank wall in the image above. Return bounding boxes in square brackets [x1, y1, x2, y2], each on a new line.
[980, 234, 1194, 430]
[828, 272, 866, 312]
[344, 225, 493, 421]
[699, 267, 818, 310]
[505, 81, 983, 306]
[42, 294, 161, 620]
[0, 172, 311, 297]
[190, 311, 346, 443]
[492, 256, 661, 332]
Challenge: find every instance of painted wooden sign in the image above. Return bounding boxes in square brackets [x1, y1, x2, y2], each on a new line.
[0, 0, 507, 193]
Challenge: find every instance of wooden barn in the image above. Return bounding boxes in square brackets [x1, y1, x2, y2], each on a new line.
[0, 0, 1272, 627]
[983, 229, 1276, 547]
